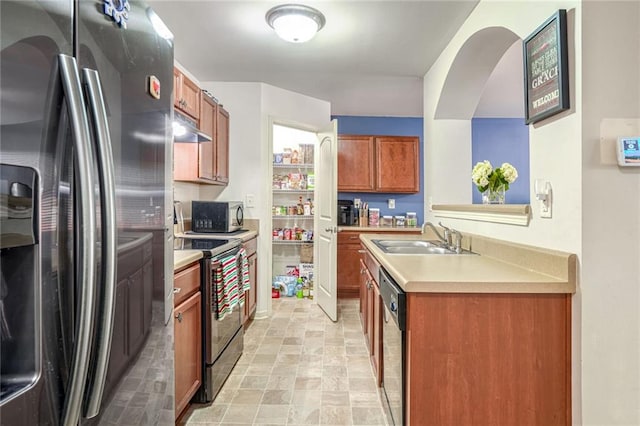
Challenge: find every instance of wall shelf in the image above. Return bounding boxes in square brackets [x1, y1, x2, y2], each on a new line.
[432, 204, 531, 226]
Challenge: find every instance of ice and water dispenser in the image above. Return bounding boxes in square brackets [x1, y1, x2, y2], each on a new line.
[0, 164, 38, 403]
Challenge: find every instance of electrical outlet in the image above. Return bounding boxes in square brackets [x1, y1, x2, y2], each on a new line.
[388, 199, 395, 209]
[246, 194, 255, 208]
[428, 196, 433, 211]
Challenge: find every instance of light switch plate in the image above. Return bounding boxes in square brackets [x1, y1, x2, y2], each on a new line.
[246, 194, 255, 208]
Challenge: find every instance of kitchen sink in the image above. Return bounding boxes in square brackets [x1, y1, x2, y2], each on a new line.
[371, 239, 474, 255]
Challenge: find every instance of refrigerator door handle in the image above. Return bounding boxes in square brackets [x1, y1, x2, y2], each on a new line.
[57, 54, 98, 426]
[81, 68, 117, 418]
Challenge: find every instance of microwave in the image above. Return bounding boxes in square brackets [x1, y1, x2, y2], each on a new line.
[192, 201, 244, 233]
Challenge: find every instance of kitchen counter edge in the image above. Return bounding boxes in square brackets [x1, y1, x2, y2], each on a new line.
[174, 250, 203, 271]
[360, 232, 576, 294]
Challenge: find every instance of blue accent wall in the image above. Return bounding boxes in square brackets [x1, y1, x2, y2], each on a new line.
[471, 118, 530, 204]
[333, 115, 424, 224]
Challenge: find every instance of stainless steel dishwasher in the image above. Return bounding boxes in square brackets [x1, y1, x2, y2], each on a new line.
[379, 268, 406, 426]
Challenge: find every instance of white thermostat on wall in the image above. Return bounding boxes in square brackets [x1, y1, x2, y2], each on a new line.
[617, 136, 640, 167]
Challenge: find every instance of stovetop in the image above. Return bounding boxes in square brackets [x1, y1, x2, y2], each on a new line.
[174, 237, 241, 257]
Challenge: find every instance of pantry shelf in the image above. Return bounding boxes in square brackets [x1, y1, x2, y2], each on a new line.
[273, 163, 314, 169]
[272, 215, 314, 219]
[272, 240, 314, 245]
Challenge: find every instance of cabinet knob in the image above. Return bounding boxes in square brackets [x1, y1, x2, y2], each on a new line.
[175, 312, 183, 323]
[173, 287, 182, 294]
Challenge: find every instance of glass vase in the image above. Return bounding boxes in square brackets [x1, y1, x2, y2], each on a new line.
[482, 185, 505, 204]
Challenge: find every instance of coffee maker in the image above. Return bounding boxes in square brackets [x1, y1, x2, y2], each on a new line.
[337, 199, 355, 226]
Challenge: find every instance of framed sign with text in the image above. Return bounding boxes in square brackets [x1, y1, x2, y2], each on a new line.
[523, 9, 569, 124]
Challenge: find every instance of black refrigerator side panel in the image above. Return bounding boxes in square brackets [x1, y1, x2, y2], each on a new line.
[76, 1, 175, 424]
[0, 1, 74, 425]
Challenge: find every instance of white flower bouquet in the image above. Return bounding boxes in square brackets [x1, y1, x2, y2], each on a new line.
[472, 160, 518, 193]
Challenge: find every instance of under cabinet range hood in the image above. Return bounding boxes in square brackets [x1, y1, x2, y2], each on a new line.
[173, 110, 212, 143]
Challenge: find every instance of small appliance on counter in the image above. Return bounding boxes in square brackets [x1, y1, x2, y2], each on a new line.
[192, 201, 244, 233]
[338, 199, 355, 226]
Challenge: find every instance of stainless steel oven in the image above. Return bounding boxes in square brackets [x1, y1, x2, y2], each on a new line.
[174, 237, 244, 403]
[379, 268, 406, 426]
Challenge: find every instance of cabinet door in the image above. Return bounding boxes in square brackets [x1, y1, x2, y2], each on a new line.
[248, 252, 257, 316]
[174, 291, 202, 419]
[375, 136, 419, 193]
[365, 269, 375, 355]
[372, 281, 382, 385]
[337, 232, 362, 298]
[338, 136, 375, 192]
[359, 259, 367, 323]
[173, 68, 182, 109]
[214, 106, 229, 184]
[180, 74, 200, 120]
[199, 94, 216, 180]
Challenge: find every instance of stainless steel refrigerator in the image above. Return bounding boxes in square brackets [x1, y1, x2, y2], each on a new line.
[0, 0, 175, 424]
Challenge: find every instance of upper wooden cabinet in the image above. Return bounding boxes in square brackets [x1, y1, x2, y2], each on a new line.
[214, 105, 230, 185]
[338, 135, 420, 193]
[174, 91, 229, 186]
[375, 137, 419, 192]
[337, 136, 375, 192]
[174, 68, 200, 120]
[198, 93, 216, 181]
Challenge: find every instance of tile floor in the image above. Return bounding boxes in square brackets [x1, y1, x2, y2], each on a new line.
[179, 298, 389, 425]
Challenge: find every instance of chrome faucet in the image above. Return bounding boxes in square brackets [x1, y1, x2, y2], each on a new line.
[421, 221, 447, 243]
[421, 221, 464, 253]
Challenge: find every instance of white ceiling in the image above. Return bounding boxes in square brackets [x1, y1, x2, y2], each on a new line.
[146, 0, 480, 117]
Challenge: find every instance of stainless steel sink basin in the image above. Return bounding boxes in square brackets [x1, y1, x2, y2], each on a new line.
[371, 239, 473, 255]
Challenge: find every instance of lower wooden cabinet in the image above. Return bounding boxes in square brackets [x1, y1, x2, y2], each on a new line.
[337, 232, 363, 298]
[405, 293, 571, 425]
[174, 261, 202, 420]
[359, 255, 382, 386]
[242, 237, 258, 325]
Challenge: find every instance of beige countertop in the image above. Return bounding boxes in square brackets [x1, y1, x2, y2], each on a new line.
[360, 232, 576, 294]
[339, 226, 421, 232]
[174, 250, 203, 271]
[175, 229, 258, 242]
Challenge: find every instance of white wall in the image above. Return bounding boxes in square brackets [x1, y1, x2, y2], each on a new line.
[424, 1, 640, 424]
[581, 2, 640, 424]
[201, 81, 331, 318]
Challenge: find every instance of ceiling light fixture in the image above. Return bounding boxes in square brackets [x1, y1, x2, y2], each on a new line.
[265, 4, 326, 43]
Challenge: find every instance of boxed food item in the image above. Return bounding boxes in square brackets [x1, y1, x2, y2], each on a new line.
[299, 263, 313, 279]
[282, 147, 292, 164]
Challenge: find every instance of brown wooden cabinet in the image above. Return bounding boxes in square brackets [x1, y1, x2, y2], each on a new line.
[198, 93, 216, 180]
[242, 237, 257, 325]
[214, 105, 230, 185]
[337, 136, 375, 192]
[174, 262, 202, 420]
[359, 250, 383, 386]
[337, 231, 363, 298]
[405, 293, 571, 425]
[174, 91, 229, 186]
[174, 67, 200, 120]
[338, 135, 419, 193]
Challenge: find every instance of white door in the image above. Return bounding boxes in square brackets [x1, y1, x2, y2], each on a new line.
[315, 120, 338, 321]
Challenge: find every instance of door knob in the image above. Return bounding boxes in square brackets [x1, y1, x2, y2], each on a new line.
[324, 227, 333, 233]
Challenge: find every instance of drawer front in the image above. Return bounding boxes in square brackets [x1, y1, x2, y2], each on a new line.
[174, 262, 201, 306]
[338, 231, 361, 245]
[363, 248, 380, 287]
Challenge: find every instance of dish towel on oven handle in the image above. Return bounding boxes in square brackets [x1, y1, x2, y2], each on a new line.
[214, 254, 239, 320]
